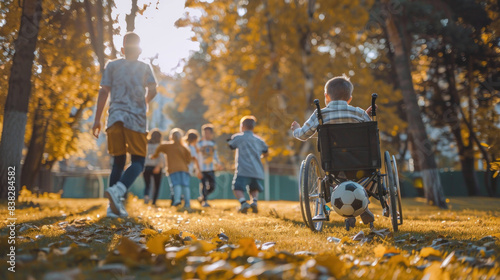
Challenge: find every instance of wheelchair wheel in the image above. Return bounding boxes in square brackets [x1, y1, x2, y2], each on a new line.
[299, 154, 324, 232]
[298, 159, 310, 229]
[384, 151, 399, 232]
[392, 155, 403, 226]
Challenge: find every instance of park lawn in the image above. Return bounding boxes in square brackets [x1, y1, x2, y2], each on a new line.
[0, 194, 499, 280]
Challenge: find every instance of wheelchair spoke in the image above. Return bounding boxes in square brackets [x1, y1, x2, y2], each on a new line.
[308, 193, 320, 198]
[300, 154, 324, 232]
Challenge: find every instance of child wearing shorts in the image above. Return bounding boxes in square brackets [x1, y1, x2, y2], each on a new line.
[228, 116, 269, 214]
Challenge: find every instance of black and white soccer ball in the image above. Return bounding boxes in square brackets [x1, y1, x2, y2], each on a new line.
[331, 181, 369, 217]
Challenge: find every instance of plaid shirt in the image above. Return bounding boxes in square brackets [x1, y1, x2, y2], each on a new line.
[293, 100, 372, 141]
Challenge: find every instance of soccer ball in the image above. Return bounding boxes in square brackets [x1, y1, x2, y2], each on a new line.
[331, 181, 369, 217]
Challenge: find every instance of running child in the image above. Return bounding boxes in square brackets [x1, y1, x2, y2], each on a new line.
[92, 32, 157, 217]
[228, 116, 269, 214]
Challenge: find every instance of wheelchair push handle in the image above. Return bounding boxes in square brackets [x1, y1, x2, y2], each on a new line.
[314, 99, 323, 125]
[371, 93, 378, 119]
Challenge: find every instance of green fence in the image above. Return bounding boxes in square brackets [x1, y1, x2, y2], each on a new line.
[55, 171, 499, 200]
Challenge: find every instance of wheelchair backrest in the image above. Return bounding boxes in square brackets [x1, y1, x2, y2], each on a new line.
[317, 121, 381, 172]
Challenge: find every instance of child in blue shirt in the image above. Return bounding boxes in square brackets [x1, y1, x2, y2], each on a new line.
[228, 116, 269, 214]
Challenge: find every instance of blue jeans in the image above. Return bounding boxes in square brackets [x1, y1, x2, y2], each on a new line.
[110, 155, 145, 188]
[170, 172, 191, 208]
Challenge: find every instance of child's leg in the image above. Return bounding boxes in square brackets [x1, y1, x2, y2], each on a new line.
[200, 172, 209, 201]
[232, 176, 252, 213]
[183, 185, 191, 208]
[206, 171, 216, 197]
[248, 179, 263, 213]
[151, 171, 162, 205]
[233, 190, 246, 201]
[181, 172, 191, 208]
[143, 166, 153, 198]
[109, 155, 126, 187]
[249, 190, 259, 203]
[119, 155, 145, 187]
[173, 185, 182, 205]
[249, 179, 263, 204]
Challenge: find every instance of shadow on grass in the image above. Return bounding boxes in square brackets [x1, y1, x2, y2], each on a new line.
[0, 205, 104, 235]
[0, 215, 158, 280]
[266, 207, 347, 230]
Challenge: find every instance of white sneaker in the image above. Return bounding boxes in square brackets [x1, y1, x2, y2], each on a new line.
[106, 205, 128, 218]
[105, 182, 126, 216]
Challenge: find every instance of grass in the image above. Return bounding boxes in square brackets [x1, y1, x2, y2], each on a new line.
[0, 195, 499, 279]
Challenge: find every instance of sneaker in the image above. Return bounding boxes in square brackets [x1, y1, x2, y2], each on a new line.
[346, 217, 356, 228]
[250, 202, 258, 213]
[239, 202, 251, 214]
[360, 209, 375, 224]
[106, 206, 119, 218]
[105, 183, 126, 215]
[172, 201, 182, 207]
[106, 205, 128, 218]
[202, 202, 211, 207]
[144, 195, 150, 204]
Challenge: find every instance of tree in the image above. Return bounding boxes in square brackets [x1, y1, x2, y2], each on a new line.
[0, 0, 43, 198]
[382, 0, 447, 208]
[19, 1, 105, 189]
[398, 0, 500, 196]
[177, 0, 402, 167]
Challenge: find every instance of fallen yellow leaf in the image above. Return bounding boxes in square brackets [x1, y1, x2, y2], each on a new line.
[422, 262, 450, 280]
[117, 236, 142, 261]
[175, 247, 191, 259]
[141, 228, 158, 236]
[374, 244, 386, 258]
[182, 231, 198, 241]
[315, 253, 346, 278]
[387, 254, 410, 267]
[420, 247, 442, 258]
[146, 234, 169, 255]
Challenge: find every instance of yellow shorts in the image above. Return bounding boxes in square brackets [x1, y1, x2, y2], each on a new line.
[106, 122, 147, 157]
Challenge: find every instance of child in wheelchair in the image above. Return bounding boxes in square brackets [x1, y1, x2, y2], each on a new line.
[291, 75, 377, 228]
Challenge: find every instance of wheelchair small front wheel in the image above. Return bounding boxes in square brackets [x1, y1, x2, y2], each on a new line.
[384, 151, 399, 232]
[392, 155, 403, 226]
[299, 153, 325, 232]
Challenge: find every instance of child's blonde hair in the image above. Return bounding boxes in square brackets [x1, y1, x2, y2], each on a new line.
[325, 74, 353, 101]
[169, 128, 184, 144]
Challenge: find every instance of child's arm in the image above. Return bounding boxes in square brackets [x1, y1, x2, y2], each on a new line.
[261, 142, 269, 158]
[144, 64, 158, 104]
[145, 84, 157, 104]
[151, 145, 164, 159]
[227, 135, 239, 150]
[92, 86, 110, 138]
[290, 110, 319, 141]
[364, 105, 378, 121]
[213, 145, 221, 166]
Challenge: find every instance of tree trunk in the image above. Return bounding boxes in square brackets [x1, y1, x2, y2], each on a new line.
[21, 100, 49, 190]
[125, 0, 138, 32]
[106, 0, 118, 59]
[441, 52, 480, 195]
[84, 0, 105, 73]
[0, 0, 43, 199]
[383, 5, 447, 208]
[297, 0, 316, 162]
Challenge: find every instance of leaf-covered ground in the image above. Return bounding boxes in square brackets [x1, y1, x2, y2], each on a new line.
[0, 193, 499, 280]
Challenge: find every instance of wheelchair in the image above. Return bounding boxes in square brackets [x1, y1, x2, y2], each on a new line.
[298, 94, 403, 232]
